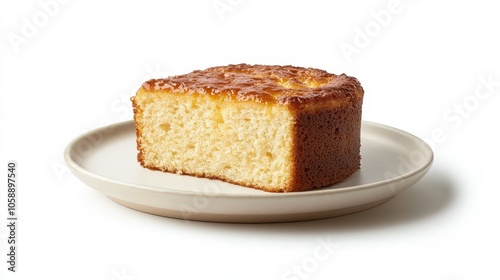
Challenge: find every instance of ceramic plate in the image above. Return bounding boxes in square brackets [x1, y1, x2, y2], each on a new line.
[64, 120, 433, 223]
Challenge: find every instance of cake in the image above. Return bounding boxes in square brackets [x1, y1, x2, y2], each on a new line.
[131, 64, 364, 192]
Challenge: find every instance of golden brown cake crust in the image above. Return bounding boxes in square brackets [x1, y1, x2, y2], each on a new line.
[141, 64, 363, 107]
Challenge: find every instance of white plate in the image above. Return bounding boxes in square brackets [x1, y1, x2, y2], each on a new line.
[64, 120, 433, 223]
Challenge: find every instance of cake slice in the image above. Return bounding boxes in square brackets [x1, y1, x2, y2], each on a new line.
[131, 64, 364, 192]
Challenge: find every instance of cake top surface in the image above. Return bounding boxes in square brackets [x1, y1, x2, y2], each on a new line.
[141, 64, 363, 105]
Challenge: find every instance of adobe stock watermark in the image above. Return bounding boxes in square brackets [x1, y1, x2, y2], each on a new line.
[178, 180, 223, 222]
[383, 148, 430, 194]
[51, 64, 170, 184]
[381, 73, 499, 194]
[339, 0, 410, 63]
[51, 111, 121, 184]
[7, 0, 70, 54]
[281, 235, 339, 280]
[423, 73, 500, 151]
[109, 266, 135, 280]
[442, 276, 460, 280]
[212, 0, 243, 21]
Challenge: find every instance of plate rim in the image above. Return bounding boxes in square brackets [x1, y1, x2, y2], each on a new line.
[64, 120, 434, 199]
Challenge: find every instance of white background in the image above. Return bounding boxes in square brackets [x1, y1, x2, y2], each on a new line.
[1, 0, 500, 279]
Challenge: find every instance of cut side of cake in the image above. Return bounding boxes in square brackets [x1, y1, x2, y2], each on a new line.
[131, 64, 364, 192]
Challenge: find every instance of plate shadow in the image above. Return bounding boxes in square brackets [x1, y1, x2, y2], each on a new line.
[179, 167, 457, 235]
